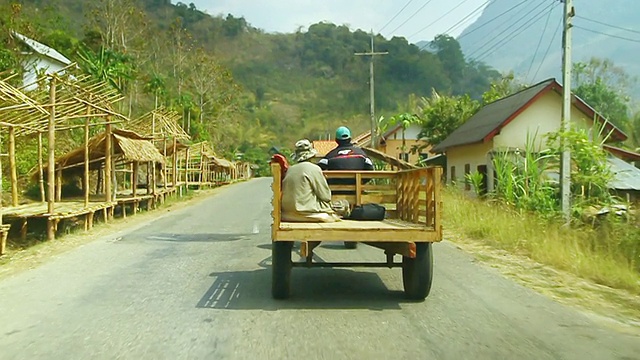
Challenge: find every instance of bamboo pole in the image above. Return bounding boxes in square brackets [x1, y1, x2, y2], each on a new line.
[8, 126, 18, 207]
[55, 167, 62, 201]
[105, 121, 112, 202]
[184, 148, 189, 185]
[83, 115, 90, 207]
[132, 161, 138, 198]
[172, 137, 178, 187]
[47, 77, 56, 241]
[0, 128, 3, 226]
[38, 132, 45, 202]
[163, 138, 167, 190]
[146, 162, 151, 195]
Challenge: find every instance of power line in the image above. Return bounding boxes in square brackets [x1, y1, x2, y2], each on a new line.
[407, 0, 475, 39]
[388, 0, 435, 35]
[439, 0, 491, 39]
[378, 0, 415, 33]
[457, 0, 529, 41]
[575, 15, 640, 35]
[525, 3, 555, 82]
[418, 0, 490, 50]
[532, 15, 562, 81]
[467, 1, 556, 61]
[574, 25, 640, 43]
[473, 3, 558, 62]
[459, 0, 549, 56]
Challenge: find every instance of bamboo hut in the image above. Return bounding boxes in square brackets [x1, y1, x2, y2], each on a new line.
[126, 108, 190, 195]
[0, 68, 129, 241]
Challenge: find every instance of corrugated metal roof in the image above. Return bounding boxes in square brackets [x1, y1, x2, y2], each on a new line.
[13, 31, 72, 66]
[608, 156, 640, 191]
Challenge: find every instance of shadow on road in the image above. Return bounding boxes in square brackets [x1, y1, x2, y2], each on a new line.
[197, 267, 409, 311]
[121, 233, 255, 243]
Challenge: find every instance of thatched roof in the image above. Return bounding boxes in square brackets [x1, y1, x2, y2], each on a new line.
[362, 146, 419, 170]
[34, 128, 164, 179]
[211, 157, 234, 169]
[187, 141, 234, 169]
[158, 140, 189, 157]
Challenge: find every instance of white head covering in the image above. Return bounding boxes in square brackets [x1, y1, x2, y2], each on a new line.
[293, 139, 318, 162]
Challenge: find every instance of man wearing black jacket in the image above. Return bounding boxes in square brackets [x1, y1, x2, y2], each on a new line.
[318, 126, 374, 250]
[317, 126, 374, 172]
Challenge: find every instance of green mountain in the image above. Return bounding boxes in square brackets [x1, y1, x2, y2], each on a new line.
[1, 0, 500, 153]
[457, 0, 640, 98]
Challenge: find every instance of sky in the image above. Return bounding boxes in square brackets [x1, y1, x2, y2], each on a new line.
[190, 0, 490, 43]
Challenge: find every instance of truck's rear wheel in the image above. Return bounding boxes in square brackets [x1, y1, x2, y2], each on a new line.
[344, 241, 358, 249]
[402, 242, 433, 300]
[272, 241, 293, 299]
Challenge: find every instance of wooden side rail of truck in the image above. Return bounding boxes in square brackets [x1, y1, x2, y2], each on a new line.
[270, 162, 443, 300]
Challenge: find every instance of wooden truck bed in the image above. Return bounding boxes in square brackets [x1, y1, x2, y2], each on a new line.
[269, 161, 443, 300]
[271, 163, 442, 244]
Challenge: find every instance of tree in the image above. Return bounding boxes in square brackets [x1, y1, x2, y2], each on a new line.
[88, 0, 148, 52]
[388, 112, 420, 161]
[167, 17, 193, 96]
[77, 46, 135, 91]
[418, 90, 480, 146]
[481, 72, 526, 105]
[430, 34, 465, 94]
[143, 73, 166, 108]
[572, 58, 633, 129]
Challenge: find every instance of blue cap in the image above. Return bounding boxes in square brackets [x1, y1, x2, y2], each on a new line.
[336, 126, 351, 140]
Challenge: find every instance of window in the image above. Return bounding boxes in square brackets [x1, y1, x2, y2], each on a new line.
[464, 164, 471, 190]
[450, 166, 456, 184]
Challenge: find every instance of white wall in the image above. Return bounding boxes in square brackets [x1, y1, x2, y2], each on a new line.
[22, 55, 67, 91]
[390, 123, 422, 140]
[493, 91, 597, 151]
[446, 141, 493, 184]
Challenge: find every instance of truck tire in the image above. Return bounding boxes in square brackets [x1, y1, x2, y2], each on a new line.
[344, 241, 358, 249]
[402, 242, 433, 300]
[272, 241, 293, 299]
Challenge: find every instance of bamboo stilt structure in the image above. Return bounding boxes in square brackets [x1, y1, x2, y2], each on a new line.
[172, 137, 177, 187]
[0, 129, 3, 223]
[163, 138, 167, 190]
[55, 167, 62, 202]
[184, 148, 189, 185]
[38, 132, 45, 202]
[8, 126, 17, 207]
[105, 122, 112, 202]
[132, 162, 138, 198]
[146, 162, 151, 195]
[47, 77, 56, 241]
[84, 105, 91, 207]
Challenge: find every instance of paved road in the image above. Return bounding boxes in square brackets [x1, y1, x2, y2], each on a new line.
[0, 178, 638, 360]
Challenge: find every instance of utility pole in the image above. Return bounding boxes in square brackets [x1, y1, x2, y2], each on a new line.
[560, 0, 574, 223]
[355, 30, 388, 148]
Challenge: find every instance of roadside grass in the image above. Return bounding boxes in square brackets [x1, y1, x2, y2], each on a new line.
[443, 187, 640, 295]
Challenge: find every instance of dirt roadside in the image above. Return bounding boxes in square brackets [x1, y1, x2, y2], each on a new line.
[0, 187, 227, 280]
[445, 230, 640, 335]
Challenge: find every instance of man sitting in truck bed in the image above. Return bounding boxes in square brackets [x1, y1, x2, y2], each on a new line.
[281, 139, 341, 223]
[317, 126, 374, 189]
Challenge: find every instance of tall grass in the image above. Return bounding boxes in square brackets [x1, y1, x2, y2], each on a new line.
[444, 187, 640, 293]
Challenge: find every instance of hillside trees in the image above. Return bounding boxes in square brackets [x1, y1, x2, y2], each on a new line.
[88, 0, 148, 52]
[573, 58, 633, 130]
